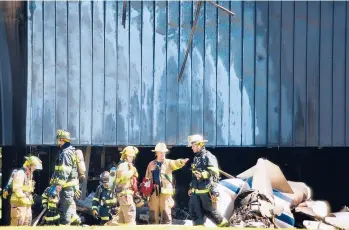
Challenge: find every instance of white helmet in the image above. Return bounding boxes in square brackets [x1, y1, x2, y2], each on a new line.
[187, 134, 208, 147]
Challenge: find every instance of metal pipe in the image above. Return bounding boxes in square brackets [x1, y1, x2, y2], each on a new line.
[208, 0, 235, 16]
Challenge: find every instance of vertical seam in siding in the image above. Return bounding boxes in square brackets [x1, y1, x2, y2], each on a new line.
[42, 1, 44, 145]
[331, 3, 334, 146]
[128, 1, 130, 144]
[240, 1, 243, 146]
[115, 1, 118, 144]
[91, 1, 94, 144]
[140, 1, 143, 145]
[278, 1, 282, 147]
[305, 1, 308, 146]
[78, 1, 81, 144]
[152, 0, 155, 145]
[165, 0, 168, 142]
[202, 1, 205, 142]
[54, 1, 57, 144]
[253, 1, 256, 146]
[266, 2, 269, 146]
[228, 0, 231, 145]
[103, 1, 106, 145]
[215, 0, 218, 146]
[343, 2, 348, 146]
[292, 1, 295, 147]
[66, 1, 69, 136]
[177, 1, 180, 144]
[318, 2, 321, 147]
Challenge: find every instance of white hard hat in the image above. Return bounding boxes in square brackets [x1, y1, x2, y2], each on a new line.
[152, 142, 169, 153]
[187, 134, 208, 147]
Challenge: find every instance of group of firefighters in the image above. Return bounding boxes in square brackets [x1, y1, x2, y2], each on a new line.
[2, 129, 229, 227]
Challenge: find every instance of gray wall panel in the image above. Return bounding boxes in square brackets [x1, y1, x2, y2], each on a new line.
[26, 1, 349, 147]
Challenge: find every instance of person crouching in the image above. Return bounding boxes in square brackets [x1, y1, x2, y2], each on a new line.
[41, 185, 62, 225]
[92, 171, 117, 225]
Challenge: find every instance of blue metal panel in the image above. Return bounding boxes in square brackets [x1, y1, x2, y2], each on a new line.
[229, 1, 242, 146]
[204, 1, 217, 146]
[242, 1, 255, 146]
[26, 1, 349, 147]
[346, 3, 349, 146]
[332, 2, 346, 146]
[104, 1, 117, 145]
[129, 1, 142, 145]
[280, 1, 294, 146]
[166, 0, 179, 145]
[141, 1, 154, 145]
[306, 1, 320, 146]
[293, 1, 307, 146]
[319, 1, 333, 146]
[267, 1, 281, 146]
[255, 2, 268, 146]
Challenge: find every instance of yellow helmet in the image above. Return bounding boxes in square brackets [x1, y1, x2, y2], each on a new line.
[187, 134, 208, 147]
[23, 156, 43, 170]
[120, 146, 139, 158]
[56, 129, 72, 141]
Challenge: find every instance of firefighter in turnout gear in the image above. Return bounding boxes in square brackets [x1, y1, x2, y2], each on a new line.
[10, 156, 42, 226]
[41, 186, 62, 225]
[50, 129, 81, 225]
[92, 171, 117, 225]
[145, 142, 189, 224]
[187, 135, 229, 227]
[114, 146, 139, 225]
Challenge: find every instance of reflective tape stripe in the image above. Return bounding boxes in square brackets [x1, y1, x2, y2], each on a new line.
[48, 203, 57, 208]
[55, 165, 72, 172]
[42, 194, 48, 198]
[191, 188, 209, 194]
[120, 190, 134, 195]
[101, 216, 109, 220]
[92, 206, 98, 210]
[44, 214, 60, 221]
[201, 171, 209, 179]
[93, 197, 99, 202]
[104, 198, 117, 204]
[207, 166, 219, 175]
[161, 187, 174, 195]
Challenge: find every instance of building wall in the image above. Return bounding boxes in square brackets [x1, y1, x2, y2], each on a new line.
[26, 1, 349, 147]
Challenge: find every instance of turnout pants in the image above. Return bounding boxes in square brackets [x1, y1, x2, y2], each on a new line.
[117, 193, 136, 225]
[148, 192, 175, 224]
[10, 205, 32, 226]
[43, 210, 60, 226]
[59, 188, 81, 225]
[189, 193, 228, 227]
[99, 206, 111, 225]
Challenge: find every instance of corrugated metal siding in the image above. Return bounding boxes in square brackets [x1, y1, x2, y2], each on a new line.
[26, 1, 349, 147]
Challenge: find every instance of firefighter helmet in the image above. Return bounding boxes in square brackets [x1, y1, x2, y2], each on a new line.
[100, 171, 110, 184]
[151, 142, 169, 153]
[187, 134, 208, 147]
[56, 129, 72, 141]
[23, 156, 43, 170]
[120, 146, 139, 157]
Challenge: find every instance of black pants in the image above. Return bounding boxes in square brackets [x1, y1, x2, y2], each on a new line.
[189, 193, 225, 226]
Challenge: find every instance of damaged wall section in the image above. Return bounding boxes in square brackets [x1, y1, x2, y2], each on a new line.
[26, 1, 349, 147]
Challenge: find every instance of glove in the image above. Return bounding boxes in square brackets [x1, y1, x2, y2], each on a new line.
[74, 189, 82, 199]
[92, 209, 98, 218]
[2, 190, 8, 199]
[42, 203, 48, 209]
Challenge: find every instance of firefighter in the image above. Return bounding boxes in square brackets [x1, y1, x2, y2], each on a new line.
[114, 146, 139, 225]
[10, 156, 42, 226]
[187, 134, 229, 227]
[49, 129, 81, 225]
[144, 142, 189, 224]
[92, 171, 117, 225]
[41, 185, 62, 225]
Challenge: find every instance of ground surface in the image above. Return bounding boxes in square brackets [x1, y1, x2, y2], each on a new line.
[0, 227, 299, 230]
